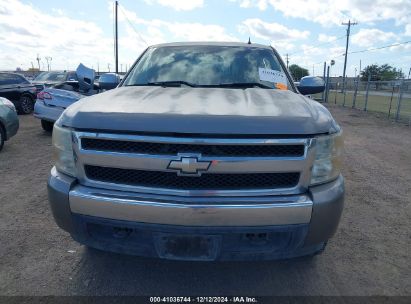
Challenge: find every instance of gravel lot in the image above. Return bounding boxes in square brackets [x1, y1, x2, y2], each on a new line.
[0, 104, 410, 296]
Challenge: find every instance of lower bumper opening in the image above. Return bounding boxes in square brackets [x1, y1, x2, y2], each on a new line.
[71, 215, 321, 261]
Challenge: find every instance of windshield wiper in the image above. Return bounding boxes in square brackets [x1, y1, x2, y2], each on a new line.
[126, 81, 272, 89]
[216, 82, 273, 89]
[126, 81, 197, 87]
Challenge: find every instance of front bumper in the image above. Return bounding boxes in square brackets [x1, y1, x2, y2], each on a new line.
[48, 167, 344, 260]
[33, 101, 64, 123]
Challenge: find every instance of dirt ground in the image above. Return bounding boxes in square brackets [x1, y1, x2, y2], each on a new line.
[0, 105, 410, 296]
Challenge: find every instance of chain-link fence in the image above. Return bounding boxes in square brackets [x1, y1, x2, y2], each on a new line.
[322, 78, 411, 124]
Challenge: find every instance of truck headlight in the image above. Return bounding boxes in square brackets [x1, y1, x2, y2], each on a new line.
[310, 130, 343, 185]
[52, 124, 76, 177]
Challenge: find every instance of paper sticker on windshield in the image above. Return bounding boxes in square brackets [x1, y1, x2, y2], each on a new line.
[275, 83, 287, 90]
[259, 68, 287, 89]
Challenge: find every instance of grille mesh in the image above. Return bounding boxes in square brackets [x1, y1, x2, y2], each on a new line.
[84, 165, 300, 190]
[81, 138, 305, 157]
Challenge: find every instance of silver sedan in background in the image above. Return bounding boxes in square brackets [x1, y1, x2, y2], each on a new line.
[34, 64, 120, 132]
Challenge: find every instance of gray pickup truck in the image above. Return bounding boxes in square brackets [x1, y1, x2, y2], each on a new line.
[48, 42, 344, 261]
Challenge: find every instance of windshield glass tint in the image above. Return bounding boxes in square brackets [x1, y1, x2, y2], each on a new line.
[123, 45, 290, 89]
[35, 72, 67, 82]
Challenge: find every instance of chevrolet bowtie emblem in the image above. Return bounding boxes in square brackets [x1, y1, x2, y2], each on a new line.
[168, 155, 211, 176]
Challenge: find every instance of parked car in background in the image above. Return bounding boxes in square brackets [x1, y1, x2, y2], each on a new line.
[35, 83, 86, 131]
[34, 64, 120, 131]
[0, 72, 37, 114]
[0, 97, 19, 151]
[32, 70, 77, 93]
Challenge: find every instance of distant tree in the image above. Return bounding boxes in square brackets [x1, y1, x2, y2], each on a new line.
[289, 64, 309, 81]
[360, 64, 379, 81]
[379, 64, 404, 80]
[360, 64, 404, 81]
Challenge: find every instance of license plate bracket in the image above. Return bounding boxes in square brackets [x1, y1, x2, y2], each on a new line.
[154, 234, 220, 261]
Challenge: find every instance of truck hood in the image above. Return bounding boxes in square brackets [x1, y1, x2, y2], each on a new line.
[59, 86, 337, 135]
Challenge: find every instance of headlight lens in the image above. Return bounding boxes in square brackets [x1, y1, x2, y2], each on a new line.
[52, 124, 76, 177]
[310, 130, 343, 185]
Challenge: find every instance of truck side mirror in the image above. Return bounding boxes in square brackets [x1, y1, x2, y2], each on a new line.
[297, 76, 325, 95]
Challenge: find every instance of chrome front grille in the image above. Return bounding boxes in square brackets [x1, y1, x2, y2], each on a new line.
[84, 165, 300, 190]
[81, 138, 305, 157]
[73, 132, 315, 197]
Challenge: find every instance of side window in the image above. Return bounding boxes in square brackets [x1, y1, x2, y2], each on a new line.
[0, 74, 18, 85]
[54, 82, 79, 92]
[15, 75, 30, 84]
[0, 74, 7, 85]
[67, 72, 78, 81]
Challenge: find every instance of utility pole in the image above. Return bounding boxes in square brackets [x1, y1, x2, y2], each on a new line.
[408, 67, 411, 79]
[114, 0, 119, 74]
[286, 54, 289, 69]
[30, 62, 35, 76]
[45, 56, 52, 71]
[341, 20, 357, 97]
[322, 62, 326, 101]
[325, 65, 330, 103]
[36, 54, 41, 70]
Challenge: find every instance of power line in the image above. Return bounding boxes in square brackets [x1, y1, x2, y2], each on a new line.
[288, 35, 345, 56]
[118, 3, 148, 46]
[286, 35, 345, 68]
[333, 40, 411, 58]
[348, 40, 411, 54]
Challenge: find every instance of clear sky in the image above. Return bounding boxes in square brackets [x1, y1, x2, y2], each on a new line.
[1, 0, 410, 77]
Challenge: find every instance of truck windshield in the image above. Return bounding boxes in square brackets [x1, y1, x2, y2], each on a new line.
[122, 45, 291, 90]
